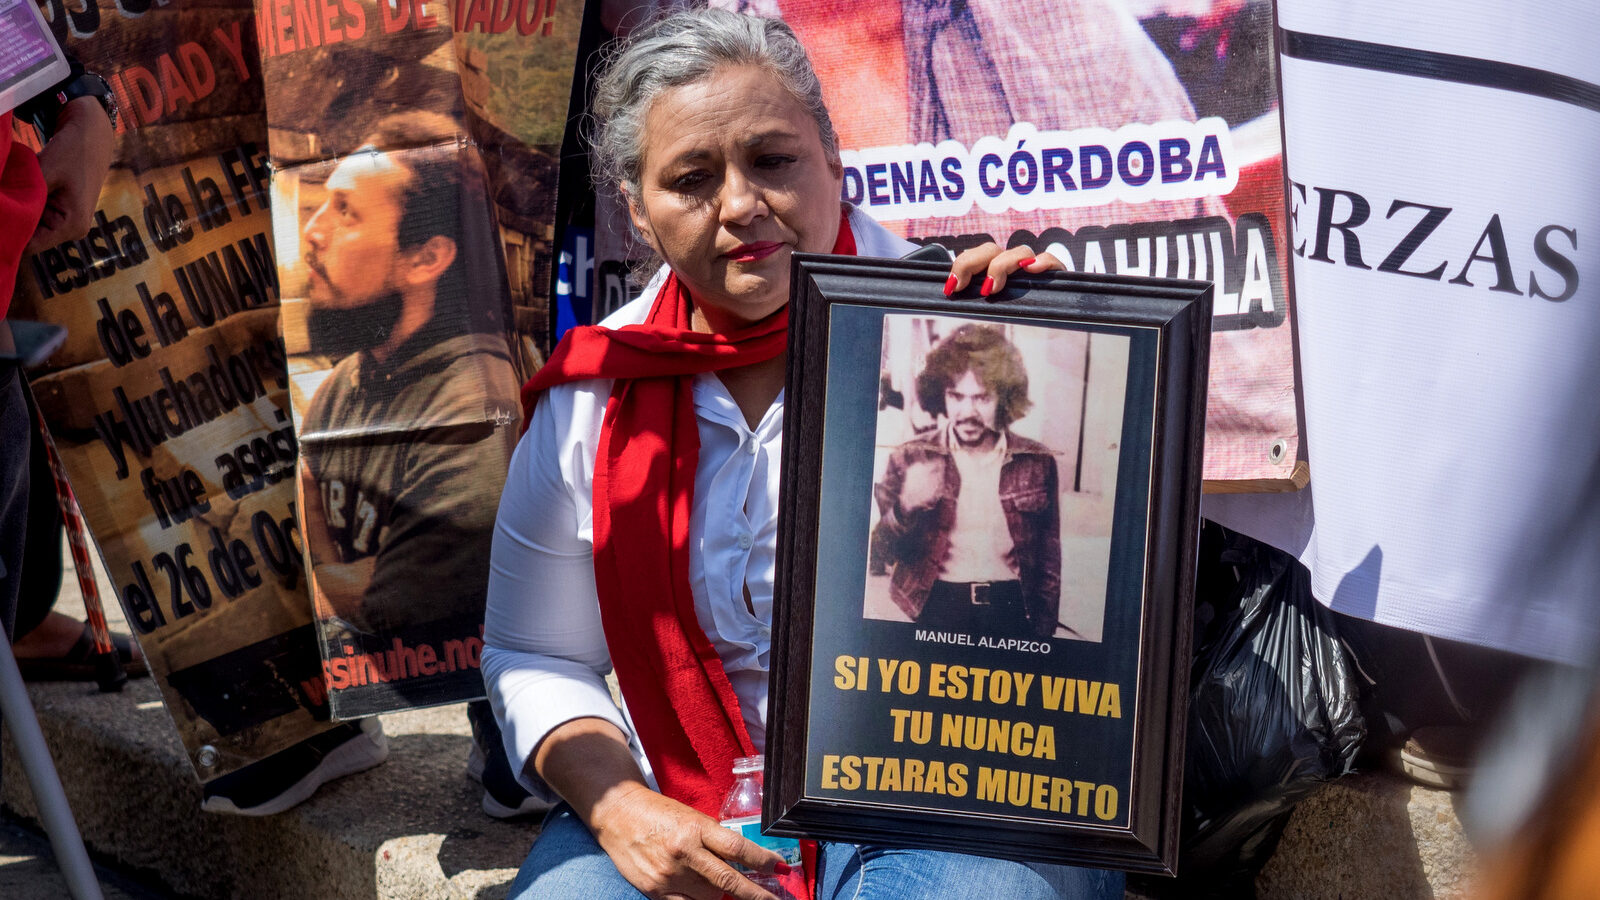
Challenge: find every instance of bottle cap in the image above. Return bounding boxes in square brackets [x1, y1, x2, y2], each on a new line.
[732, 755, 764, 775]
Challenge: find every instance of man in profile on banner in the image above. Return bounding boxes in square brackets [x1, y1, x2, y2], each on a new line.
[296, 111, 520, 640]
[294, 110, 540, 818]
[871, 324, 1062, 640]
[204, 112, 536, 816]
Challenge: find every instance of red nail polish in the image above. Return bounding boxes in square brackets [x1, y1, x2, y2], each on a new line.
[773, 862, 793, 876]
[979, 276, 995, 296]
[1017, 257, 1036, 269]
[943, 275, 958, 296]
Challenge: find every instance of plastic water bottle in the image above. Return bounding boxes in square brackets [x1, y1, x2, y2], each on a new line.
[718, 755, 801, 896]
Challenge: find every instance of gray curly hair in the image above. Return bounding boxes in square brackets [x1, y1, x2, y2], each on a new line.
[590, 7, 839, 201]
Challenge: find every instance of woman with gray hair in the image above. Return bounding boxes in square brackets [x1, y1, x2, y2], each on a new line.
[482, 8, 1112, 899]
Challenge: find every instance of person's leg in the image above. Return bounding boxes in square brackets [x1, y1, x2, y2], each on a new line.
[8, 383, 144, 679]
[504, 804, 646, 900]
[12, 415, 60, 642]
[816, 841, 1123, 900]
[465, 698, 545, 818]
[0, 367, 30, 642]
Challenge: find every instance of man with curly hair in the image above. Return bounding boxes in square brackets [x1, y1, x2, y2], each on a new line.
[871, 323, 1061, 639]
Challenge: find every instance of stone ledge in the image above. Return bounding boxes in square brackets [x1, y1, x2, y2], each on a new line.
[2, 677, 535, 899]
[1256, 771, 1476, 899]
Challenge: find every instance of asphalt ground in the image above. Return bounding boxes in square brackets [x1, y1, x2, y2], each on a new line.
[0, 815, 171, 900]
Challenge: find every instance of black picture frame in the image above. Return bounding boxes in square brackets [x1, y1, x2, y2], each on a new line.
[766, 253, 1212, 875]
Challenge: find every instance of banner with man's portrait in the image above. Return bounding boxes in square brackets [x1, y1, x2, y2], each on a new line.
[259, 0, 583, 716]
[11, 0, 333, 779]
[589, 0, 1298, 489]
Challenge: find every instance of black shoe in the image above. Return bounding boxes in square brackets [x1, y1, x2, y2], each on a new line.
[466, 700, 549, 819]
[201, 719, 388, 816]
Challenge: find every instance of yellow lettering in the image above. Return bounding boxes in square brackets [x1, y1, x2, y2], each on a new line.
[949, 763, 968, 797]
[903, 758, 925, 793]
[833, 655, 856, 690]
[1010, 722, 1034, 756]
[977, 767, 1005, 802]
[1006, 770, 1029, 806]
[1013, 672, 1035, 706]
[940, 713, 962, 748]
[1076, 680, 1101, 714]
[877, 658, 898, 692]
[1034, 725, 1056, 759]
[1073, 780, 1095, 817]
[1041, 675, 1065, 709]
[889, 708, 910, 742]
[986, 718, 1010, 753]
[969, 667, 991, 700]
[897, 661, 921, 694]
[840, 756, 861, 790]
[1098, 683, 1122, 718]
[1049, 777, 1071, 812]
[821, 755, 839, 789]
[946, 665, 969, 700]
[989, 670, 1011, 704]
[880, 757, 901, 792]
[864, 757, 884, 790]
[1095, 785, 1119, 821]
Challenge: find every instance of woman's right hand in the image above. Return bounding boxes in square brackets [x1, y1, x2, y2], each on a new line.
[537, 717, 786, 900]
[587, 781, 787, 900]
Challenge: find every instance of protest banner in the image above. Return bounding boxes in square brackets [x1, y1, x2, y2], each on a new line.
[11, 0, 332, 779]
[587, 0, 1297, 489]
[259, 0, 582, 715]
[1256, 0, 1599, 662]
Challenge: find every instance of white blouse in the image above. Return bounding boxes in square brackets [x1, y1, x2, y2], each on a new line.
[482, 207, 914, 797]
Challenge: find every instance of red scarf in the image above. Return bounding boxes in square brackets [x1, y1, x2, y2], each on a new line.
[520, 212, 855, 897]
[1, 114, 48, 319]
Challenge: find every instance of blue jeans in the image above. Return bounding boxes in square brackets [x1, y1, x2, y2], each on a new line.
[507, 805, 1124, 900]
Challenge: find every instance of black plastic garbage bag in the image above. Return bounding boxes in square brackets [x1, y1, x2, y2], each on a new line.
[1158, 523, 1366, 895]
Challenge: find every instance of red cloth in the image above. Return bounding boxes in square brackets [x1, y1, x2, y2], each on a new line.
[520, 211, 855, 898]
[0, 114, 48, 319]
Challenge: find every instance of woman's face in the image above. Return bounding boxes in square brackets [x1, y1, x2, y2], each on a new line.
[627, 64, 845, 329]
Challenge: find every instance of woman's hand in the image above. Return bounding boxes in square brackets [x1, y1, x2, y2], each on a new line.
[942, 242, 1067, 297]
[588, 781, 787, 900]
[537, 718, 786, 900]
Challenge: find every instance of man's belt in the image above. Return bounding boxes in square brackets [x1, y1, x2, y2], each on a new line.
[935, 580, 1022, 606]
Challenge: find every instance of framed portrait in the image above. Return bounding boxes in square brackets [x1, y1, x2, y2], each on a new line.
[766, 254, 1212, 874]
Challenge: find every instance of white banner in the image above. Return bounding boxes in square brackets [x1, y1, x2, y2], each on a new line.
[1210, 0, 1600, 661]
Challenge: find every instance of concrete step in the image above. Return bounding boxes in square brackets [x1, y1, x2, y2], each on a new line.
[2, 544, 1477, 898]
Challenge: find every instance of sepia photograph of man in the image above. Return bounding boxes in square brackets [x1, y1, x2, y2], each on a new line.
[865, 316, 1129, 642]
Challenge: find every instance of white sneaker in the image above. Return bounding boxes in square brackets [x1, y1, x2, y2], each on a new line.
[201, 719, 388, 816]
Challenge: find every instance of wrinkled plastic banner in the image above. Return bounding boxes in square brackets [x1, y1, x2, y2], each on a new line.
[259, 0, 581, 716]
[13, 0, 332, 780]
[589, 0, 1300, 488]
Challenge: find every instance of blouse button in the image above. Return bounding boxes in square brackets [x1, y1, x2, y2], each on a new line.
[745, 438, 759, 455]
[737, 533, 753, 550]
